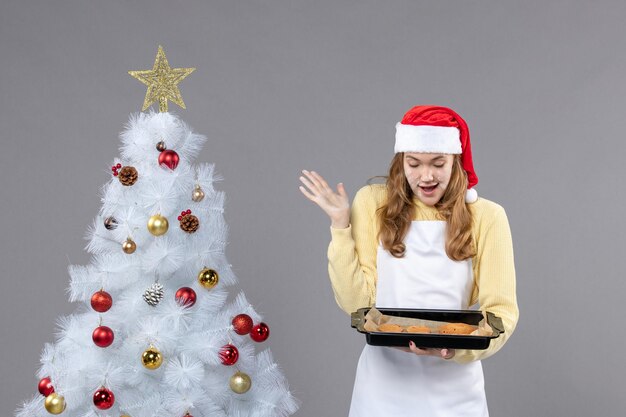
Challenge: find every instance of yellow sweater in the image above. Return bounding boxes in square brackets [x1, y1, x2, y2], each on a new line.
[327, 184, 518, 364]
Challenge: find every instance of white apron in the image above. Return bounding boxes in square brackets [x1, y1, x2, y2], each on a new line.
[348, 221, 488, 417]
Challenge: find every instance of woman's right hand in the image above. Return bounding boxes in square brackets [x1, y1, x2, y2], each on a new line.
[299, 170, 350, 229]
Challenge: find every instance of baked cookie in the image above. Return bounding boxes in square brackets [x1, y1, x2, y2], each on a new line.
[437, 322, 476, 335]
[405, 325, 431, 334]
[377, 323, 404, 333]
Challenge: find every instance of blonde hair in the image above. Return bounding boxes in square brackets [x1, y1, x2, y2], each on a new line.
[377, 153, 476, 261]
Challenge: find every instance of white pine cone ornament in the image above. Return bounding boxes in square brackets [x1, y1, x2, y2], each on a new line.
[143, 282, 164, 306]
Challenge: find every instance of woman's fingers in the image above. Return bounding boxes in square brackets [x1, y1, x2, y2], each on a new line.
[299, 169, 350, 227]
[299, 172, 320, 195]
[337, 182, 347, 197]
[304, 170, 337, 198]
[309, 170, 331, 191]
[301, 170, 344, 203]
[441, 348, 455, 360]
[301, 170, 323, 192]
[408, 341, 429, 355]
[300, 170, 349, 216]
[298, 185, 316, 202]
[407, 342, 454, 359]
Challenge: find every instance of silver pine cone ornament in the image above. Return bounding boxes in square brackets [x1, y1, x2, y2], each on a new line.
[143, 282, 164, 306]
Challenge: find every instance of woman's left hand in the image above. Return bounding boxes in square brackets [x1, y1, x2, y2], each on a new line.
[394, 342, 455, 360]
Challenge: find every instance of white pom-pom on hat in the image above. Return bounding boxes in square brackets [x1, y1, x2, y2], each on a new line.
[465, 188, 478, 204]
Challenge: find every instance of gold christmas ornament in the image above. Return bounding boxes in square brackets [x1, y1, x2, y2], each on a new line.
[192, 184, 205, 202]
[198, 268, 219, 289]
[229, 371, 252, 394]
[147, 214, 169, 236]
[128, 45, 195, 112]
[122, 238, 137, 254]
[44, 393, 66, 414]
[156, 141, 166, 152]
[141, 346, 163, 370]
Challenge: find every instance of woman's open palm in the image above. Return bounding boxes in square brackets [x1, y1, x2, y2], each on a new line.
[299, 170, 350, 228]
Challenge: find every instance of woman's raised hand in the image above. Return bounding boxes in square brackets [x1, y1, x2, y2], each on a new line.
[299, 170, 350, 229]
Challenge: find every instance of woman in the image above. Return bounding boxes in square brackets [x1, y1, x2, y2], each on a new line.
[299, 105, 518, 417]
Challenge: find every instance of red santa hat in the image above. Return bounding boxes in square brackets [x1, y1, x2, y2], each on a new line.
[395, 105, 478, 203]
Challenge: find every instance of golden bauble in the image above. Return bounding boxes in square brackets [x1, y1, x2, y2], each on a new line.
[147, 214, 169, 236]
[141, 346, 163, 370]
[122, 238, 137, 254]
[44, 393, 66, 414]
[198, 268, 219, 289]
[192, 185, 205, 202]
[229, 371, 252, 394]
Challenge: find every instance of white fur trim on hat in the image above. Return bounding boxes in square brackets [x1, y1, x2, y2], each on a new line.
[465, 188, 478, 204]
[394, 123, 462, 154]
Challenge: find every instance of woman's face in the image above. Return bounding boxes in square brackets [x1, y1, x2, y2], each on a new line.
[403, 152, 455, 206]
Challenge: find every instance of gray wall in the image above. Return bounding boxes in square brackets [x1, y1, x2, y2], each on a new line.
[2, 1, 625, 416]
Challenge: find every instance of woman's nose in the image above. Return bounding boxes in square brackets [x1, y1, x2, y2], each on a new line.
[420, 169, 434, 182]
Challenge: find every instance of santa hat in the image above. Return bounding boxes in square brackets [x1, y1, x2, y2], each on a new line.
[394, 105, 478, 203]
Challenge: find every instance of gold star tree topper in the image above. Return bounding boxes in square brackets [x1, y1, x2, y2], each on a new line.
[129, 45, 195, 112]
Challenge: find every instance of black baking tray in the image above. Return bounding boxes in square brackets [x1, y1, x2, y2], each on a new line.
[351, 307, 504, 350]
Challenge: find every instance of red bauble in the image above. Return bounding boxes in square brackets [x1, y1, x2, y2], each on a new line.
[175, 287, 197, 307]
[38, 376, 54, 396]
[232, 314, 253, 335]
[91, 290, 113, 313]
[93, 387, 115, 410]
[158, 150, 180, 170]
[250, 322, 270, 342]
[219, 344, 239, 366]
[92, 326, 114, 348]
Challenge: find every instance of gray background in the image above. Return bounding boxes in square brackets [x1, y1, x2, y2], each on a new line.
[1, 0, 625, 416]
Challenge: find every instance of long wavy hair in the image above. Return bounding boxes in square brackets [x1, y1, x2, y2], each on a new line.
[376, 153, 476, 261]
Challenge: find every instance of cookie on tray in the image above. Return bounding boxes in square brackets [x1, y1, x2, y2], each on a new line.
[406, 325, 431, 334]
[437, 322, 476, 335]
[377, 323, 404, 333]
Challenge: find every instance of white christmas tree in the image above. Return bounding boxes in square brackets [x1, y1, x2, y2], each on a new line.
[15, 46, 298, 417]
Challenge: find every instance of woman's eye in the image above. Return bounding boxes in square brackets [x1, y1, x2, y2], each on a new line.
[408, 164, 419, 168]
[434, 164, 444, 168]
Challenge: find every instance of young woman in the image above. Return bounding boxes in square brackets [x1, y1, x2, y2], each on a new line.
[299, 105, 518, 417]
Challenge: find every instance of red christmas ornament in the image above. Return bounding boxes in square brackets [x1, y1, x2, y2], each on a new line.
[219, 344, 239, 366]
[175, 287, 197, 307]
[93, 387, 115, 410]
[91, 290, 113, 313]
[92, 326, 114, 348]
[158, 149, 180, 170]
[38, 376, 54, 396]
[250, 322, 270, 342]
[232, 314, 253, 335]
